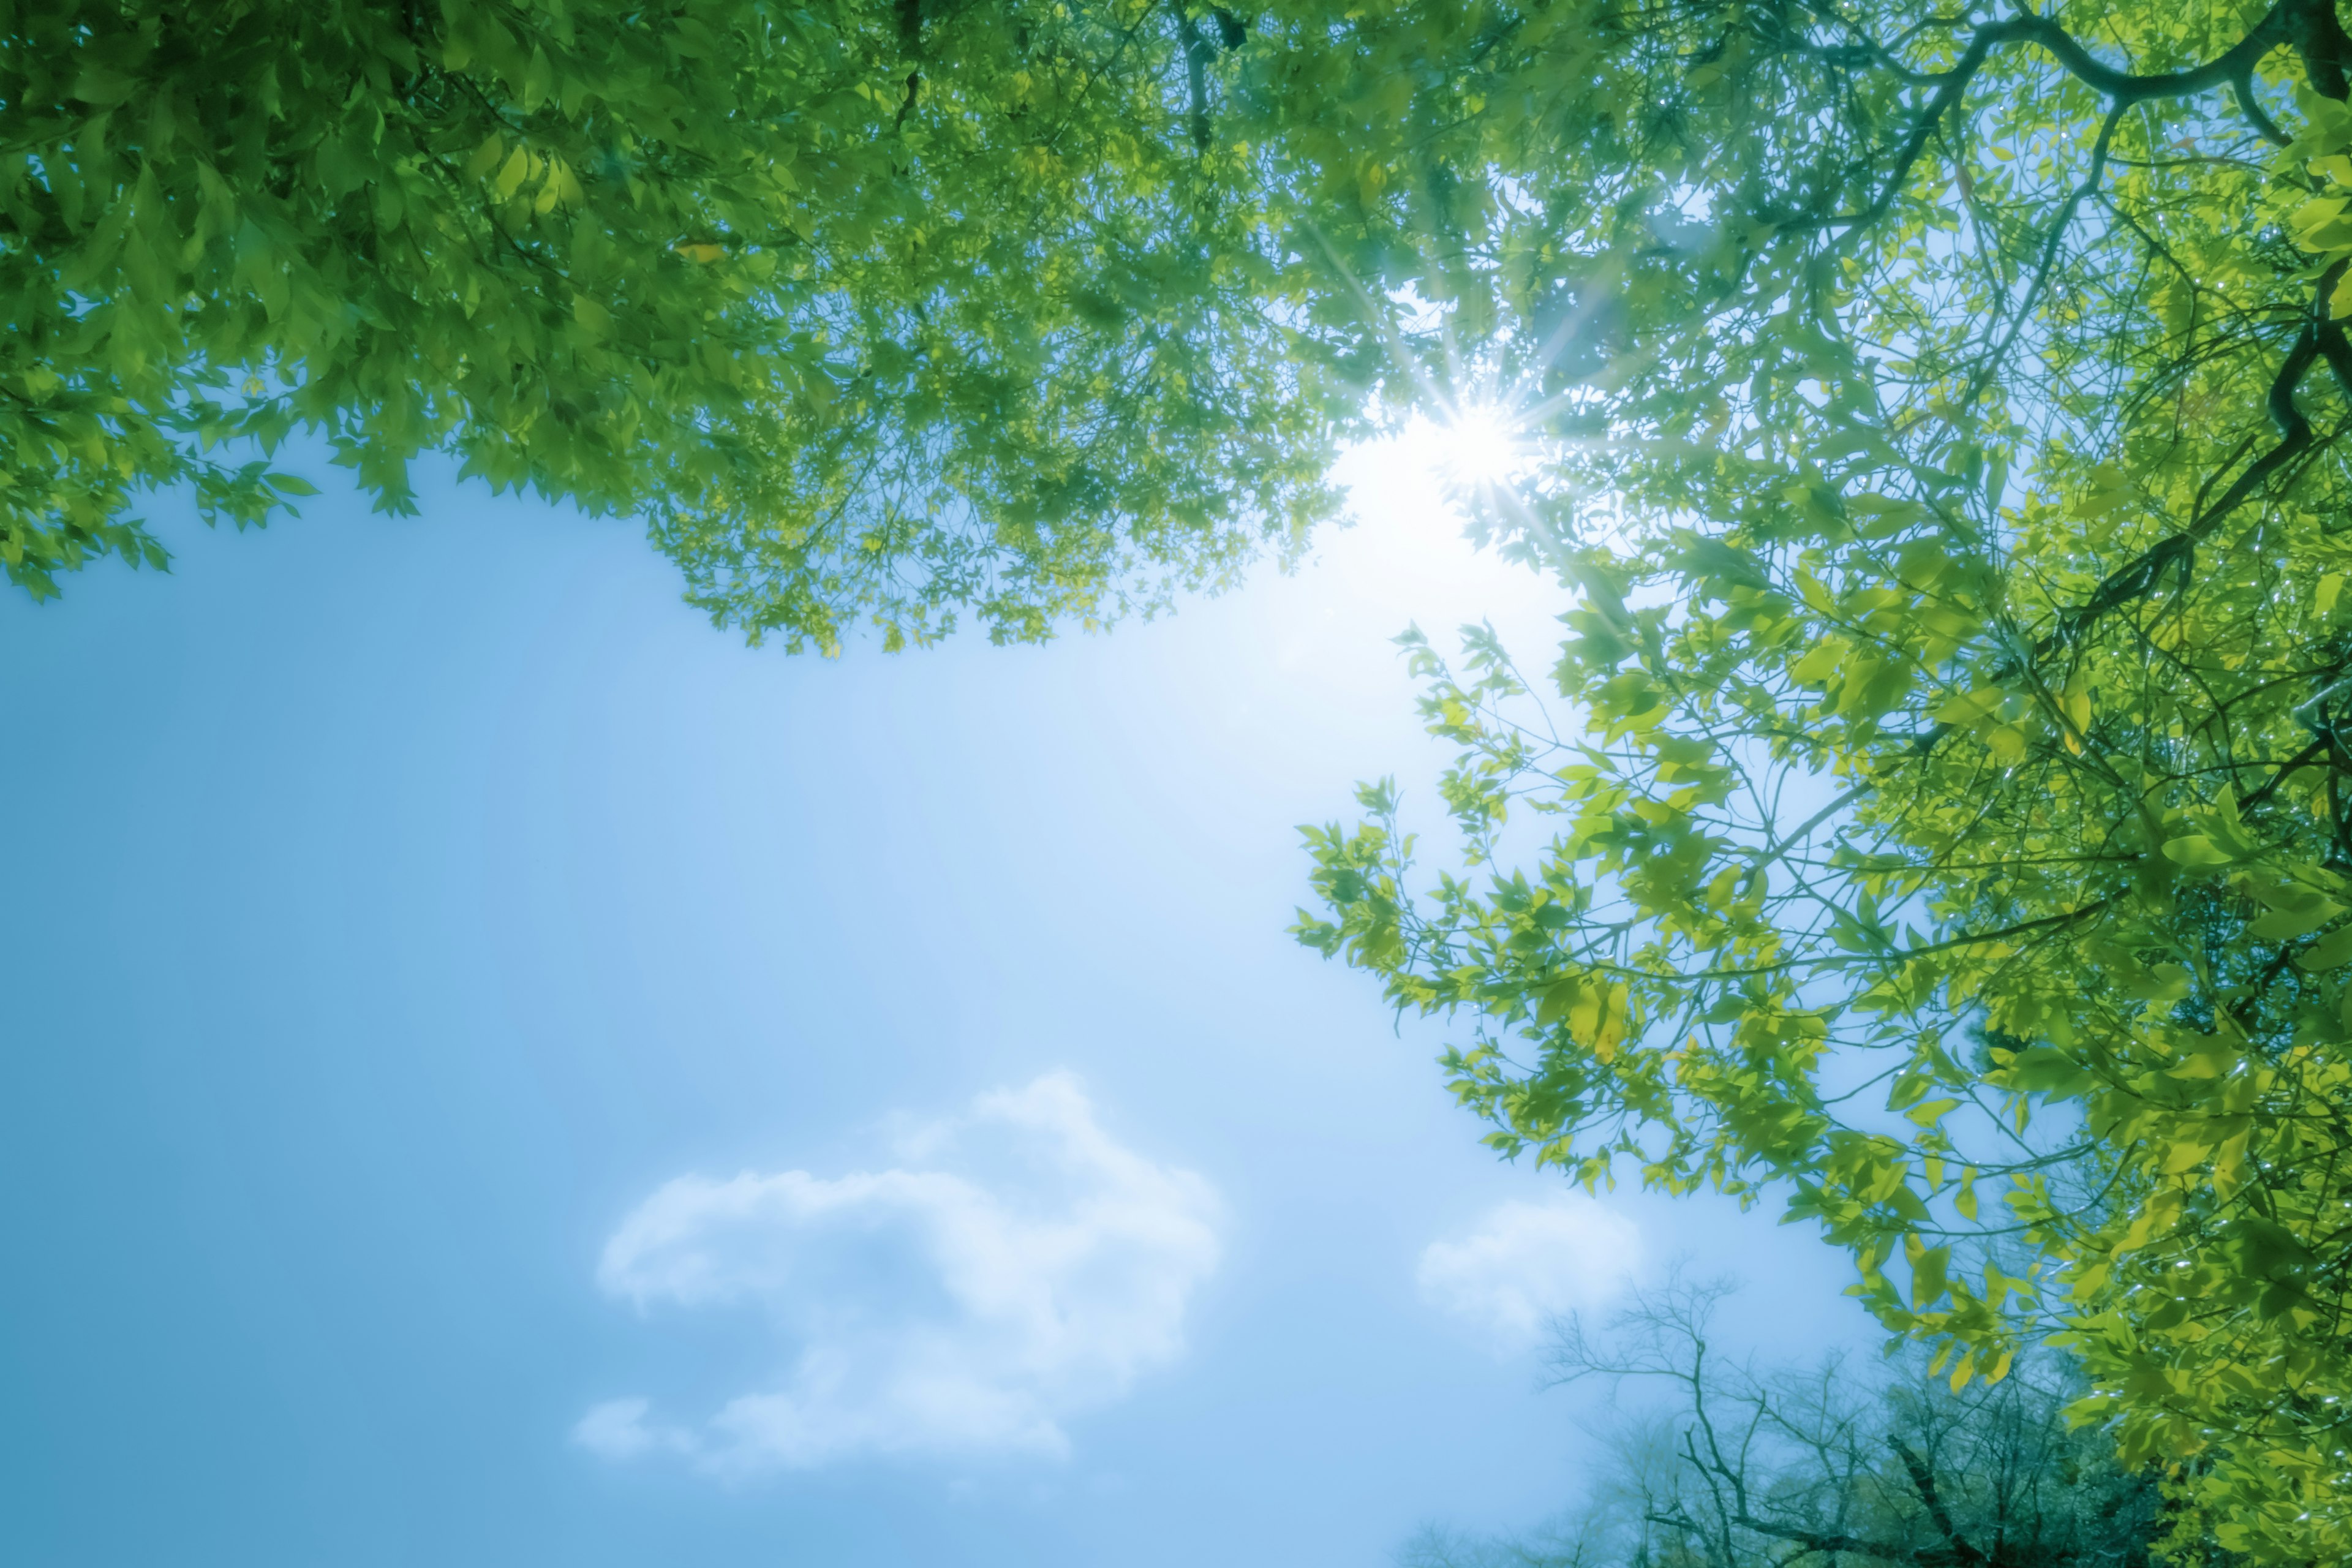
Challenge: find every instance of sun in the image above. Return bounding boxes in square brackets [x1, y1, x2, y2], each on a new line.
[1438, 404, 1525, 488]
[1385, 402, 1529, 496]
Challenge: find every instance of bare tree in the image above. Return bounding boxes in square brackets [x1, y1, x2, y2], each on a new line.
[1408, 1278, 2192, 1568]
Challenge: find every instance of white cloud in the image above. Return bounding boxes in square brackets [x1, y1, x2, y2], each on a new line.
[576, 1072, 1220, 1474]
[1417, 1196, 1643, 1352]
[571, 1398, 698, 1460]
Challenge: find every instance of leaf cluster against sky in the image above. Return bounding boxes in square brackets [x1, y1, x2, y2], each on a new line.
[20, 0, 2352, 1558]
[1292, 1, 2352, 1558]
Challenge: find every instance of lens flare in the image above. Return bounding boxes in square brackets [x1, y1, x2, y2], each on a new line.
[1437, 404, 1523, 488]
[1387, 402, 1529, 500]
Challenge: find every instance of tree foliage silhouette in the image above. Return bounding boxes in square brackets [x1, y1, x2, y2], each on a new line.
[1296, 2, 2352, 1558]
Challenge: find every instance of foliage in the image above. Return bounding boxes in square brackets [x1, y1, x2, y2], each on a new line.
[1402, 1278, 2199, 1568]
[1291, 0, 2352, 1558]
[26, 0, 2352, 1548]
[0, 0, 1354, 646]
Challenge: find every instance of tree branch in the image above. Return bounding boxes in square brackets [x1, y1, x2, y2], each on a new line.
[1962, 98, 2127, 407]
[1831, 6, 2293, 239]
[1890, 1433, 1987, 1566]
[2043, 266, 2336, 657]
[1177, 6, 1213, 151]
[1730, 1509, 1934, 1563]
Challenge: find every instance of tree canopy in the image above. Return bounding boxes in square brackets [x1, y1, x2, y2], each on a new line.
[21, 0, 2352, 1557]
[3, 0, 1355, 646]
[1291, 0, 2352, 1559]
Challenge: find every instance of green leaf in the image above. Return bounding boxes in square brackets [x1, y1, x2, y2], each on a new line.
[2296, 925, 2352, 971]
[2161, 835, 2234, 870]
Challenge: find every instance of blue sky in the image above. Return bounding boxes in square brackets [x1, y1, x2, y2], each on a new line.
[0, 434, 1877, 1566]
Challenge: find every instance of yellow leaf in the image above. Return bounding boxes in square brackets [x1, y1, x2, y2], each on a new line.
[2160, 835, 2231, 869]
[550, 159, 586, 209]
[2293, 194, 2349, 236]
[571, 292, 614, 336]
[1536, 976, 1580, 1027]
[1789, 641, 1844, 684]
[2159, 1137, 2211, 1175]
[494, 146, 531, 201]
[1933, 687, 2003, 727]
[2213, 1130, 2253, 1192]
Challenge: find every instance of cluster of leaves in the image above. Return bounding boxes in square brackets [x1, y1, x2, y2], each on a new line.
[32, 0, 2352, 1550]
[1291, 0, 2352, 1557]
[1406, 1278, 2201, 1568]
[1, 0, 1355, 644]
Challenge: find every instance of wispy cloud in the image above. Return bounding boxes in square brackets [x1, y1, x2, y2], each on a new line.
[1417, 1196, 1643, 1352]
[571, 1397, 698, 1461]
[576, 1072, 1220, 1474]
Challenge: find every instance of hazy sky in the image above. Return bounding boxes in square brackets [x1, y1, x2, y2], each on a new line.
[0, 431, 1877, 1566]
